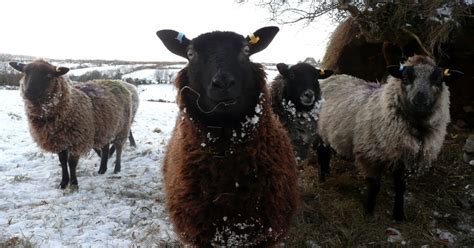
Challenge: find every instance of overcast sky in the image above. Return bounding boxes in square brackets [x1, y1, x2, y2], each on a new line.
[1, 0, 336, 63]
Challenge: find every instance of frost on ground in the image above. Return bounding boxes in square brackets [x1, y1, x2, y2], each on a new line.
[0, 85, 179, 246]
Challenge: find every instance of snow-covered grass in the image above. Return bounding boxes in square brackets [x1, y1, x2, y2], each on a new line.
[0, 85, 180, 246]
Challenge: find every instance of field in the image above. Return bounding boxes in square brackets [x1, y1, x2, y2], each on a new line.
[0, 83, 472, 247]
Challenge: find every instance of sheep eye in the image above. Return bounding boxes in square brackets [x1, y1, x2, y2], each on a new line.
[243, 45, 250, 56]
[187, 49, 195, 60]
[45, 73, 53, 78]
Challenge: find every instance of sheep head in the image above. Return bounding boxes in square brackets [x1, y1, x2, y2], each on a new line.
[277, 62, 332, 111]
[156, 27, 279, 127]
[9, 60, 69, 102]
[386, 55, 462, 117]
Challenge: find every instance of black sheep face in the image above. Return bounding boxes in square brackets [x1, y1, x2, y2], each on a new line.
[277, 62, 332, 111]
[157, 27, 279, 126]
[387, 56, 463, 117]
[9, 60, 69, 102]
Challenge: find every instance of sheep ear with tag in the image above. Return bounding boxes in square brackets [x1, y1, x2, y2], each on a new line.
[387, 65, 404, 79]
[9, 62, 25, 72]
[156, 29, 190, 59]
[442, 68, 464, 82]
[246, 26, 279, 55]
[54, 67, 70, 76]
[318, 69, 333, 79]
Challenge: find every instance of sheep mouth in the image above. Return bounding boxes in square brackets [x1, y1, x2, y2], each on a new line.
[300, 96, 316, 106]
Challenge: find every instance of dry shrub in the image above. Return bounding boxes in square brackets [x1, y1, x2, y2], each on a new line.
[287, 128, 474, 247]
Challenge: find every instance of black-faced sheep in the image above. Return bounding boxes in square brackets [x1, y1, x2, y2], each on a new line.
[157, 27, 298, 247]
[9, 60, 133, 189]
[317, 54, 462, 221]
[270, 62, 332, 161]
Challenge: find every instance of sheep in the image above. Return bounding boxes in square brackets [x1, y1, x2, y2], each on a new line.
[270, 62, 333, 161]
[156, 27, 298, 247]
[9, 60, 133, 189]
[106, 81, 139, 157]
[317, 53, 462, 221]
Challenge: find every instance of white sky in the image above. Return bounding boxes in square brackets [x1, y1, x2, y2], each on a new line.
[1, 0, 336, 63]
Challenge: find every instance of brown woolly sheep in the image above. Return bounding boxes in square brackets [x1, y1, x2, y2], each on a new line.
[9, 60, 133, 189]
[317, 53, 462, 221]
[157, 27, 298, 247]
[270, 62, 332, 161]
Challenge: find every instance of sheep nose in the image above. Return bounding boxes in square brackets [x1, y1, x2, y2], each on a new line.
[303, 90, 315, 99]
[413, 93, 428, 106]
[211, 72, 236, 90]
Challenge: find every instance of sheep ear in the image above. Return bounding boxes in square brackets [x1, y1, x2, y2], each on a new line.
[156, 29, 190, 59]
[318, 69, 333, 79]
[442, 69, 464, 82]
[387, 65, 403, 79]
[276, 63, 289, 78]
[54, 67, 69, 76]
[246, 26, 279, 55]
[9, 62, 25, 72]
[383, 42, 403, 66]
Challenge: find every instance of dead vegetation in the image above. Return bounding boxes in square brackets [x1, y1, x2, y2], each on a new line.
[286, 127, 474, 247]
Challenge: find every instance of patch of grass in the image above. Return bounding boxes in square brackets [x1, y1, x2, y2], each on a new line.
[286, 128, 474, 247]
[0, 235, 35, 248]
[7, 113, 22, 121]
[12, 175, 31, 183]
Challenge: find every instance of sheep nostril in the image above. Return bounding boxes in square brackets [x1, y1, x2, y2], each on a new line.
[211, 74, 235, 90]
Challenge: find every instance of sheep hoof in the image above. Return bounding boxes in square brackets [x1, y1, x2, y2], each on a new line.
[98, 168, 107, 174]
[59, 182, 68, 189]
[113, 168, 121, 174]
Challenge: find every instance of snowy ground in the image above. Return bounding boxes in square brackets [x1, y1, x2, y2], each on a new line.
[0, 85, 180, 246]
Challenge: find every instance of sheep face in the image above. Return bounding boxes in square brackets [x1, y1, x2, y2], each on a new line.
[9, 60, 69, 102]
[387, 56, 462, 118]
[157, 27, 279, 126]
[277, 63, 332, 111]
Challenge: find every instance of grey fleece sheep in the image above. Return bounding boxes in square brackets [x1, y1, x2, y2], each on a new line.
[9, 60, 133, 189]
[317, 55, 462, 221]
[270, 62, 332, 161]
[106, 82, 139, 157]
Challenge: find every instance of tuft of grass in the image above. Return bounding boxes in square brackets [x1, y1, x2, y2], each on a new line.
[286, 128, 474, 247]
[7, 112, 22, 121]
[12, 175, 31, 183]
[0, 235, 35, 248]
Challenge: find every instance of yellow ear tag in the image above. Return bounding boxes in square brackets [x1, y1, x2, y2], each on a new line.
[320, 69, 325, 76]
[249, 33, 260, 44]
[56, 67, 61, 72]
[443, 68, 451, 77]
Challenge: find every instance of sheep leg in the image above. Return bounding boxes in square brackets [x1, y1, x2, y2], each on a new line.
[364, 176, 381, 217]
[109, 144, 116, 158]
[113, 145, 122, 173]
[68, 154, 79, 188]
[98, 144, 110, 174]
[128, 130, 136, 147]
[108, 130, 135, 157]
[316, 142, 331, 182]
[392, 162, 406, 221]
[93, 148, 101, 157]
[58, 150, 69, 189]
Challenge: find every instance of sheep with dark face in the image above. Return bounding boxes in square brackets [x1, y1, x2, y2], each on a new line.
[270, 62, 332, 161]
[9, 60, 133, 189]
[317, 53, 462, 221]
[157, 27, 298, 247]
